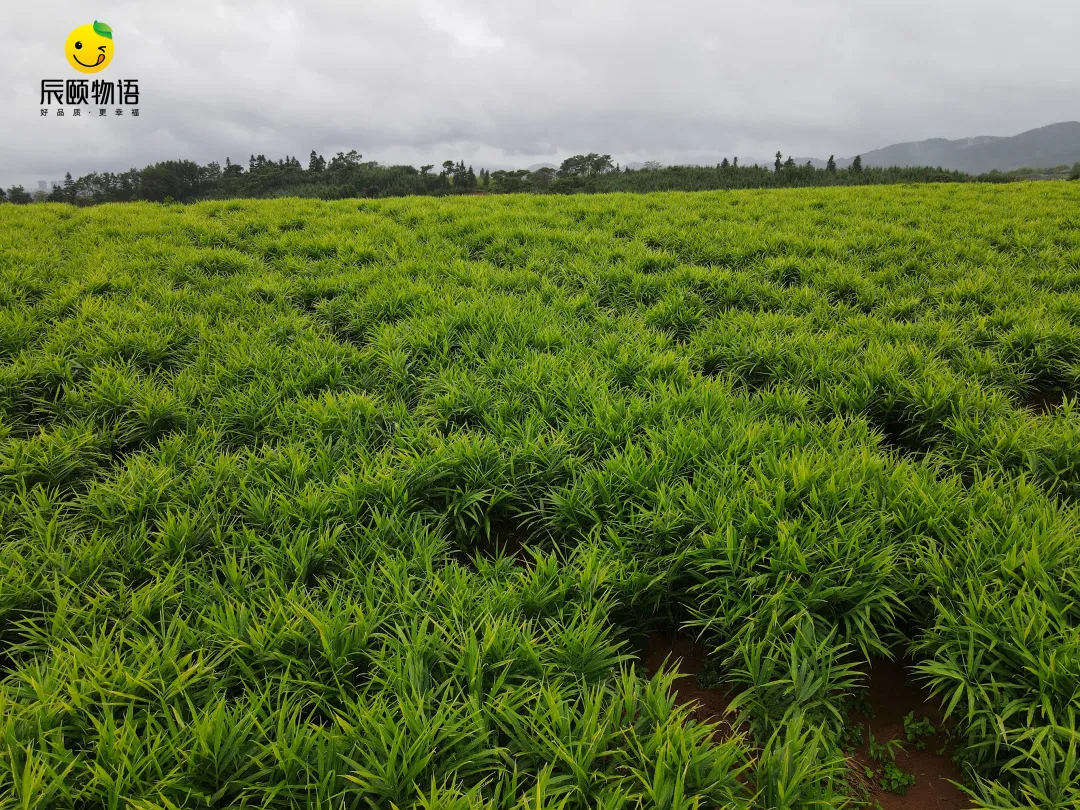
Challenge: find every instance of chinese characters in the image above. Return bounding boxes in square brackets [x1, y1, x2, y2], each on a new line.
[39, 78, 140, 116]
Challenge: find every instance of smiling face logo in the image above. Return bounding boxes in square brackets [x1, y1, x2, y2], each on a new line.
[65, 21, 113, 74]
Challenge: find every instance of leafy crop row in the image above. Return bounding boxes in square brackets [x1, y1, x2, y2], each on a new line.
[1, 183, 1079, 808]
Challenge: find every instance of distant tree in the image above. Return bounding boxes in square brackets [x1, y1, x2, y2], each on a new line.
[0, 187, 6, 203]
[249, 154, 256, 171]
[774, 151, 783, 173]
[328, 151, 361, 171]
[642, 161, 663, 171]
[223, 157, 244, 178]
[558, 153, 614, 178]
[308, 150, 322, 172]
[826, 155, 837, 173]
[490, 169, 532, 192]
[449, 160, 470, 188]
[732, 157, 738, 168]
[420, 164, 434, 176]
[6, 185, 33, 204]
[558, 155, 587, 178]
[530, 167, 556, 188]
[851, 155, 863, 173]
[140, 160, 203, 202]
[22, 145, 1012, 207]
[47, 184, 66, 202]
[590, 154, 615, 175]
[1070, 162, 1080, 180]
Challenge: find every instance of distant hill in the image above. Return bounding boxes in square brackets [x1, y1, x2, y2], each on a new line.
[503, 124, 1080, 178]
[837, 122, 1080, 173]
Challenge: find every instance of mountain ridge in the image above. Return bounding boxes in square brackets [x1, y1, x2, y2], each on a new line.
[828, 122, 1080, 173]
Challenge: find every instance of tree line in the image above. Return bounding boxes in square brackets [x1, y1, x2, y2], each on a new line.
[4, 150, 1073, 206]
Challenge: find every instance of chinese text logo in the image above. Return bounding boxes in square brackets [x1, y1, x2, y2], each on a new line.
[42, 20, 140, 118]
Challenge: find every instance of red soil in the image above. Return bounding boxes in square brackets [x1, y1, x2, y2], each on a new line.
[641, 634, 973, 809]
[848, 658, 972, 810]
[641, 632, 740, 739]
[1021, 387, 1067, 414]
[465, 517, 533, 570]
[480, 519, 532, 567]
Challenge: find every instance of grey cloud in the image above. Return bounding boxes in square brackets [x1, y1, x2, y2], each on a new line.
[3, 0, 1078, 186]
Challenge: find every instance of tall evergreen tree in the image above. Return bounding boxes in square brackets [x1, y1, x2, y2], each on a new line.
[223, 157, 244, 178]
[775, 151, 783, 173]
[826, 155, 837, 173]
[452, 161, 470, 187]
[851, 155, 863, 173]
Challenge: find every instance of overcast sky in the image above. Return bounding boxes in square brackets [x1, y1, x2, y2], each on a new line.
[5, 0, 1078, 186]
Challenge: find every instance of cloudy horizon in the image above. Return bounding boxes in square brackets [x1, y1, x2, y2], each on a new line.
[5, 0, 1078, 188]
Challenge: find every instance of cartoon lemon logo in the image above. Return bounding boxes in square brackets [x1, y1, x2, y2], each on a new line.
[65, 21, 113, 74]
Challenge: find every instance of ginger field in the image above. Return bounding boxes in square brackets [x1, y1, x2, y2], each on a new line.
[1, 184, 1079, 809]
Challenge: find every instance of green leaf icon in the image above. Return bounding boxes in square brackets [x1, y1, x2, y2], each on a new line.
[93, 21, 112, 40]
